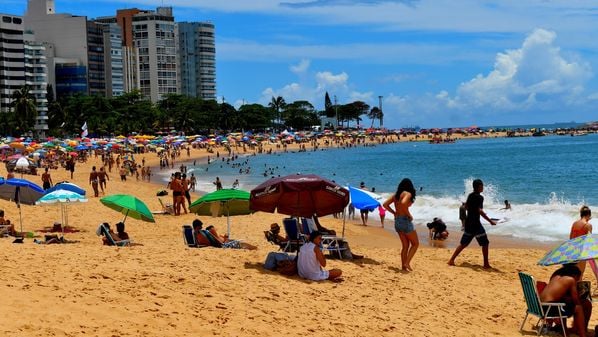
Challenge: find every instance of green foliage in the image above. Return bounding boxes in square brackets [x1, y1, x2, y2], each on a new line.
[10, 85, 37, 135]
[38, 91, 383, 136]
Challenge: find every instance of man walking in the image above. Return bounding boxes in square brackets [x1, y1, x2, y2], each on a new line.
[448, 179, 496, 268]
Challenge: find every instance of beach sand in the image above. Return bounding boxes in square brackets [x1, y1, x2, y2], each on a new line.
[0, 135, 587, 337]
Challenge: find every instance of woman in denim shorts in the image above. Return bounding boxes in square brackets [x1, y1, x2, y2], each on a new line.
[383, 178, 418, 271]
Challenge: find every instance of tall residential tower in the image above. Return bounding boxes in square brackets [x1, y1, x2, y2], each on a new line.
[177, 22, 216, 100]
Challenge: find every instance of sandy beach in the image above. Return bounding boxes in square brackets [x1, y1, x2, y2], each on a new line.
[0, 134, 587, 337]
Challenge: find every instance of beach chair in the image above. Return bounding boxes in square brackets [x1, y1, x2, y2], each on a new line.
[518, 272, 568, 336]
[282, 217, 305, 253]
[152, 198, 174, 215]
[98, 224, 130, 247]
[182, 225, 208, 248]
[300, 217, 347, 259]
[182, 225, 197, 247]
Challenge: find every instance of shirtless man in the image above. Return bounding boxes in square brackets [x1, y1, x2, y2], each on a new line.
[98, 167, 109, 194]
[89, 166, 99, 197]
[41, 167, 53, 190]
[540, 264, 592, 337]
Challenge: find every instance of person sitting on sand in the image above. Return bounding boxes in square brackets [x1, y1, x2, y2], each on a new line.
[539, 264, 592, 337]
[115, 222, 129, 240]
[298, 231, 342, 282]
[427, 217, 449, 240]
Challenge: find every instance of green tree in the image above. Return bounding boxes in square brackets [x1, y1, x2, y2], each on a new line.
[10, 85, 37, 135]
[324, 92, 334, 118]
[238, 104, 273, 130]
[368, 107, 382, 128]
[268, 96, 286, 130]
[283, 100, 320, 130]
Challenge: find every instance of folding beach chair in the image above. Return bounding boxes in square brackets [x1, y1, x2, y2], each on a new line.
[182, 225, 197, 247]
[518, 272, 568, 336]
[98, 224, 130, 247]
[152, 198, 174, 215]
[282, 218, 305, 253]
[300, 217, 347, 259]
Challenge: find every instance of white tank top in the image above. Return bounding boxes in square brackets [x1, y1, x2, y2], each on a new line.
[297, 242, 327, 280]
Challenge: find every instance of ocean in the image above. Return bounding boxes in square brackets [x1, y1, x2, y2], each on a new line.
[161, 133, 598, 243]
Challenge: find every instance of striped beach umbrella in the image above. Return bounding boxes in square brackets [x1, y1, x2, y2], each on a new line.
[538, 234, 598, 266]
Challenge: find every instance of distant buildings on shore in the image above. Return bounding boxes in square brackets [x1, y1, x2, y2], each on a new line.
[0, 0, 217, 136]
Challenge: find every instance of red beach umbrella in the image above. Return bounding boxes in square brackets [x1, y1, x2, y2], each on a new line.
[249, 173, 349, 218]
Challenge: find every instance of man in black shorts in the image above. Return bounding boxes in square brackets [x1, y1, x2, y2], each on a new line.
[448, 179, 496, 268]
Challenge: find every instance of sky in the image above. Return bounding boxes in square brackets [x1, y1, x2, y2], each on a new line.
[2, 0, 598, 129]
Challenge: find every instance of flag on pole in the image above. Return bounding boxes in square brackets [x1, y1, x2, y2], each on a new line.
[81, 122, 88, 138]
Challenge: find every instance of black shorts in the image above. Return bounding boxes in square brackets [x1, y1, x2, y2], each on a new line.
[542, 300, 575, 317]
[173, 191, 182, 197]
[460, 227, 489, 246]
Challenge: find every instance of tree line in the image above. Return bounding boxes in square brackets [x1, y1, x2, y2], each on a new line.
[1, 86, 385, 137]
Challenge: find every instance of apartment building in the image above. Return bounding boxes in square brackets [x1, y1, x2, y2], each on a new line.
[0, 14, 25, 114]
[178, 21, 216, 100]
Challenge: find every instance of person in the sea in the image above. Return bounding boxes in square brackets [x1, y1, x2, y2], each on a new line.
[383, 178, 418, 271]
[569, 206, 593, 275]
[297, 231, 343, 282]
[501, 199, 511, 210]
[539, 264, 592, 337]
[448, 179, 497, 269]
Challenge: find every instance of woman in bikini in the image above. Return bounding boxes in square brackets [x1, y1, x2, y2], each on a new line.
[383, 178, 418, 271]
[570, 206, 593, 275]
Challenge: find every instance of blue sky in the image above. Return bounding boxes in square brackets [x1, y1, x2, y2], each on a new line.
[3, 0, 598, 128]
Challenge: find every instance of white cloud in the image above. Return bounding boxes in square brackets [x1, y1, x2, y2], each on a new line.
[290, 59, 310, 74]
[442, 28, 591, 112]
[259, 62, 374, 110]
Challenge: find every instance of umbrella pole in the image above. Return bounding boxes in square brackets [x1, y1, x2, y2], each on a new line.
[226, 204, 231, 238]
[122, 209, 129, 223]
[342, 209, 346, 239]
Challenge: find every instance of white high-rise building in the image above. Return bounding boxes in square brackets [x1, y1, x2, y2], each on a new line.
[0, 14, 25, 114]
[131, 7, 178, 102]
[24, 31, 48, 134]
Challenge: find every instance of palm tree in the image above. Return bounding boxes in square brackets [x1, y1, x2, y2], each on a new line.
[368, 107, 382, 128]
[11, 85, 37, 135]
[268, 96, 286, 131]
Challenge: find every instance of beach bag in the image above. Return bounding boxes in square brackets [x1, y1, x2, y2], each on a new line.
[277, 259, 297, 276]
[156, 190, 168, 196]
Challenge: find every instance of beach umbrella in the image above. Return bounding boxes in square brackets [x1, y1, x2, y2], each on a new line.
[15, 156, 32, 177]
[37, 190, 88, 235]
[250, 173, 349, 219]
[45, 182, 86, 196]
[190, 189, 253, 238]
[100, 194, 155, 223]
[0, 178, 45, 241]
[348, 185, 382, 211]
[538, 234, 598, 266]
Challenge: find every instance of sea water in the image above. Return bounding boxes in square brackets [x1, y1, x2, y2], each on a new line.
[160, 133, 598, 242]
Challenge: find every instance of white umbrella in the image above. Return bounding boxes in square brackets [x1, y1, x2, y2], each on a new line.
[15, 156, 31, 178]
[37, 190, 88, 234]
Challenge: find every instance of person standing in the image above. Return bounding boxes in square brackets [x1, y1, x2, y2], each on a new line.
[459, 202, 467, 231]
[213, 177, 223, 191]
[448, 179, 497, 268]
[89, 166, 99, 197]
[570, 206, 593, 276]
[189, 173, 196, 192]
[41, 167, 53, 190]
[98, 167, 109, 195]
[383, 178, 418, 271]
[359, 182, 370, 226]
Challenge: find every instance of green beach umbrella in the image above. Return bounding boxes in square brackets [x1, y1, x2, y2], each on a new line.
[100, 194, 155, 223]
[189, 189, 252, 238]
[538, 234, 598, 266]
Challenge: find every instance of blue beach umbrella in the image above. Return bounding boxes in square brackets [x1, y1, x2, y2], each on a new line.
[538, 234, 598, 266]
[348, 185, 382, 211]
[45, 182, 86, 195]
[37, 190, 88, 233]
[0, 178, 45, 240]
